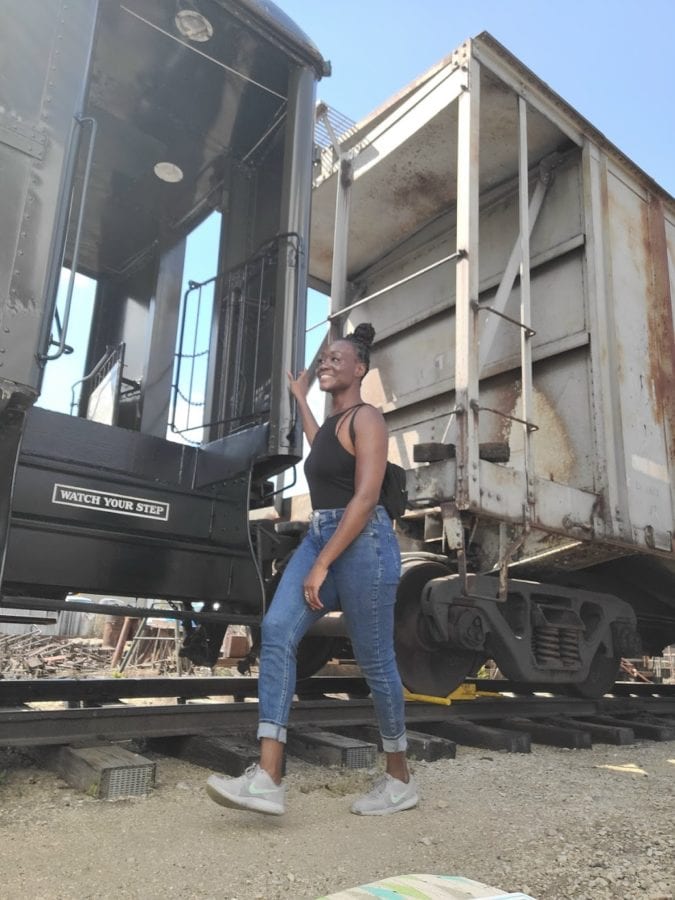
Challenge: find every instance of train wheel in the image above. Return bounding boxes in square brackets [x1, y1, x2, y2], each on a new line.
[394, 558, 481, 697]
[246, 625, 337, 681]
[570, 651, 621, 698]
[296, 636, 338, 680]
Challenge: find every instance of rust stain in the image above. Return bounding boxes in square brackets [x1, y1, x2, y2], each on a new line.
[500, 382, 577, 484]
[643, 197, 675, 455]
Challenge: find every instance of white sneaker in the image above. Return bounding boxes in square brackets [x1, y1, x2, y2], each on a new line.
[206, 764, 285, 815]
[350, 773, 419, 816]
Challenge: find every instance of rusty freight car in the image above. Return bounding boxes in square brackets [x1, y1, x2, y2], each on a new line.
[307, 33, 674, 697]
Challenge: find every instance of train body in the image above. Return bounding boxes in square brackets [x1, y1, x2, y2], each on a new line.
[308, 35, 675, 695]
[0, 8, 673, 696]
[0, 0, 324, 645]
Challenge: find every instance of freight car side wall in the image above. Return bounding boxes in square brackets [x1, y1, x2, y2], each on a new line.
[354, 152, 597, 498]
[600, 163, 674, 553]
[348, 146, 674, 560]
[308, 37, 673, 567]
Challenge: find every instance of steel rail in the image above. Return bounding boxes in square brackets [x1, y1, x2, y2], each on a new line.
[2, 693, 675, 748]
[467, 679, 675, 698]
[0, 676, 362, 704]
[4, 676, 674, 706]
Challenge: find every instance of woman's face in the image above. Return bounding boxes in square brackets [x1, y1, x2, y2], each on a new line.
[316, 341, 365, 392]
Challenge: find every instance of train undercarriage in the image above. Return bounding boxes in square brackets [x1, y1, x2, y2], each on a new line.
[2, 407, 667, 703]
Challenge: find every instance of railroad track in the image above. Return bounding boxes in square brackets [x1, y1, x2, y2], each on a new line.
[2, 676, 675, 751]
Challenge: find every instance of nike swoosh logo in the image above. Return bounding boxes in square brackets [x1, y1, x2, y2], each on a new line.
[248, 784, 280, 796]
[390, 791, 409, 804]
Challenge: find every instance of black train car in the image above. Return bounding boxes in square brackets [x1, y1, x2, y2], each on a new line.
[0, 0, 327, 659]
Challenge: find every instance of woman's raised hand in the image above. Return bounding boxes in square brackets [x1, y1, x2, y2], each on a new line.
[287, 368, 310, 402]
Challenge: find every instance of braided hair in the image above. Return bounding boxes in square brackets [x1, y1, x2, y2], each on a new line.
[342, 323, 375, 375]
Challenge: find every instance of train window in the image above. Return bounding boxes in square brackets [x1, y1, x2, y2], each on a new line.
[35, 270, 97, 415]
[168, 211, 222, 444]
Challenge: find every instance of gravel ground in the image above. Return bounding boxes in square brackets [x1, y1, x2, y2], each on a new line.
[1, 739, 673, 900]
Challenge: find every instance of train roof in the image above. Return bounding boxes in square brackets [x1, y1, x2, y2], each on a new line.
[65, 0, 327, 278]
[216, 0, 329, 77]
[310, 31, 673, 287]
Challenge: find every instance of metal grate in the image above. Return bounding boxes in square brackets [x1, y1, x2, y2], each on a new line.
[286, 730, 377, 769]
[341, 743, 376, 769]
[100, 762, 155, 800]
[314, 103, 356, 150]
[314, 102, 357, 183]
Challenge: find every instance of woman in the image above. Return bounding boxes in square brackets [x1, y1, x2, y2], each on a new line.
[206, 323, 416, 816]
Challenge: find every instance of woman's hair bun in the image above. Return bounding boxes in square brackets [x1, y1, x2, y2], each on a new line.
[352, 322, 375, 348]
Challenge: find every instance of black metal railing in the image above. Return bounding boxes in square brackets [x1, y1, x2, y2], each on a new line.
[170, 234, 299, 443]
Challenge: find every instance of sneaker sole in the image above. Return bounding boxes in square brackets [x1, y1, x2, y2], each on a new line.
[350, 795, 419, 816]
[206, 781, 285, 816]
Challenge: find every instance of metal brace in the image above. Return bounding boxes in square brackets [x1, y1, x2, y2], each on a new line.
[497, 522, 527, 601]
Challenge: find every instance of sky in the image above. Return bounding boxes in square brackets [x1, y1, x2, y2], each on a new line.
[38, 0, 675, 449]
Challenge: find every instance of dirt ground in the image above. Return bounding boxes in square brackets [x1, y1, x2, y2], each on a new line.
[1, 737, 673, 900]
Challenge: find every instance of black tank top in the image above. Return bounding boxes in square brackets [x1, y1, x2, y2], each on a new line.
[305, 405, 380, 510]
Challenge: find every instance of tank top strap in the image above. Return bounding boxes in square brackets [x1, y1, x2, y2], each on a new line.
[334, 402, 367, 441]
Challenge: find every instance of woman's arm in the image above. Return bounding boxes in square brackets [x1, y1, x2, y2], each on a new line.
[287, 369, 320, 446]
[303, 405, 388, 609]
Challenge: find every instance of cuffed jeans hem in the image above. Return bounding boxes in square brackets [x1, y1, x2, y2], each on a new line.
[257, 721, 287, 744]
[382, 733, 407, 753]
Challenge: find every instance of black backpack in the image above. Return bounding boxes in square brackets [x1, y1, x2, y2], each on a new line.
[343, 405, 409, 520]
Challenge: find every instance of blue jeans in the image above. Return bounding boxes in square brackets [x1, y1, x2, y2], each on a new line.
[257, 505, 406, 752]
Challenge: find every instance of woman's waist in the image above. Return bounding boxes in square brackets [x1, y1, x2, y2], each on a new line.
[309, 505, 390, 527]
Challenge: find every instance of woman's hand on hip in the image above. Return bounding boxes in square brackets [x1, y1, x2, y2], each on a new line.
[303, 561, 328, 610]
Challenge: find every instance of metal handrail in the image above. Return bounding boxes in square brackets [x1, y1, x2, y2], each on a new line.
[170, 233, 299, 440]
[307, 250, 465, 333]
[69, 344, 123, 416]
[41, 115, 97, 362]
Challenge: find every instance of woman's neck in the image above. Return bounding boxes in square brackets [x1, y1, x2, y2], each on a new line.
[329, 389, 362, 414]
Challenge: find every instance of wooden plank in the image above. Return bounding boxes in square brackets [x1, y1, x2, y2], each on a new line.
[549, 717, 635, 745]
[37, 744, 155, 799]
[420, 717, 531, 753]
[502, 718, 592, 749]
[286, 729, 377, 768]
[405, 728, 457, 761]
[586, 716, 675, 741]
[148, 733, 261, 776]
[334, 724, 457, 761]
